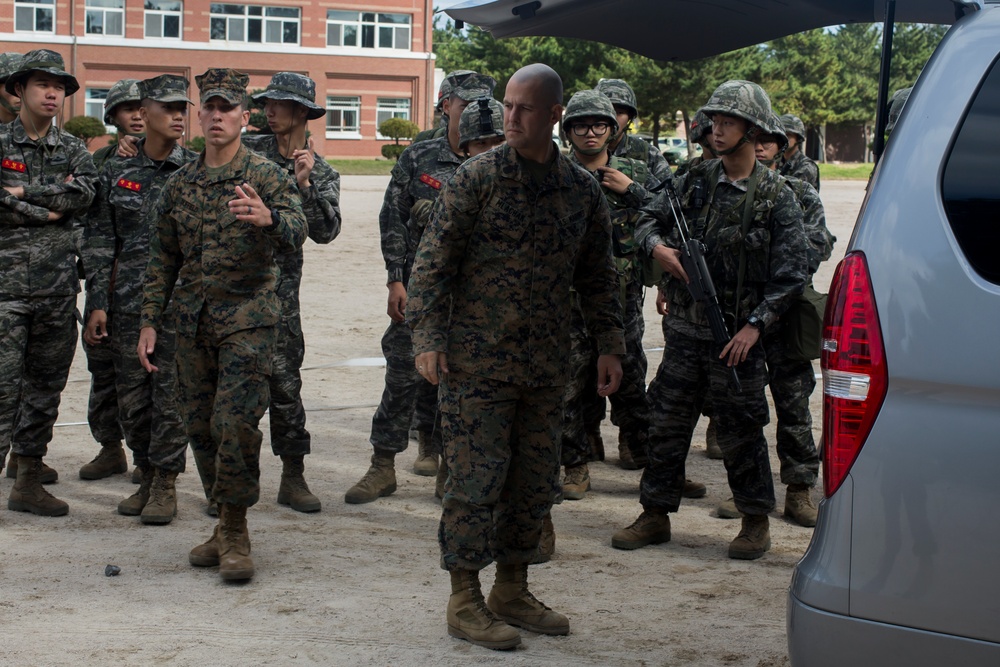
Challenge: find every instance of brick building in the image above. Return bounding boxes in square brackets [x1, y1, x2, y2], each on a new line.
[1, 0, 436, 157]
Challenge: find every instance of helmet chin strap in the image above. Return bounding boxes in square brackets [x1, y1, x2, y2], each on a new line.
[575, 143, 607, 156]
[714, 125, 759, 157]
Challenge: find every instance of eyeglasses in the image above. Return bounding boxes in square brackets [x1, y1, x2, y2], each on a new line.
[570, 122, 611, 137]
[755, 137, 778, 147]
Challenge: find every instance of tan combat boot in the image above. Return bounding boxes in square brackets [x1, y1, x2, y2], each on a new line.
[784, 484, 818, 527]
[682, 478, 707, 499]
[728, 514, 771, 560]
[487, 563, 570, 636]
[6, 453, 59, 484]
[611, 510, 671, 550]
[218, 503, 254, 581]
[131, 466, 143, 484]
[705, 420, 723, 459]
[561, 463, 590, 500]
[617, 431, 648, 470]
[118, 466, 153, 515]
[716, 497, 742, 519]
[79, 441, 128, 480]
[141, 469, 178, 525]
[7, 456, 69, 516]
[277, 455, 321, 513]
[344, 452, 396, 504]
[447, 569, 521, 650]
[531, 512, 555, 564]
[411, 431, 438, 476]
[434, 458, 448, 501]
[189, 525, 221, 567]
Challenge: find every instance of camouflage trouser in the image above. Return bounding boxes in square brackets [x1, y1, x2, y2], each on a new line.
[560, 299, 597, 468]
[176, 314, 274, 507]
[609, 278, 649, 436]
[0, 295, 78, 459]
[764, 329, 820, 486]
[267, 309, 311, 457]
[370, 319, 438, 454]
[81, 322, 123, 446]
[641, 327, 775, 515]
[110, 313, 187, 473]
[438, 370, 562, 571]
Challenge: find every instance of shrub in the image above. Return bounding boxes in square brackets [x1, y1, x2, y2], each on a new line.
[379, 117, 419, 144]
[186, 136, 206, 152]
[62, 116, 107, 147]
[381, 144, 407, 161]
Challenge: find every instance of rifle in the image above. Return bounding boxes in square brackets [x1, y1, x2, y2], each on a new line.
[662, 182, 742, 393]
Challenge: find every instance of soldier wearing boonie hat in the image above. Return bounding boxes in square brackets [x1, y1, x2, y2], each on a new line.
[244, 72, 341, 514]
[0, 53, 23, 124]
[0, 49, 98, 515]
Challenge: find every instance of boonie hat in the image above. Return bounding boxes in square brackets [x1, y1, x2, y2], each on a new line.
[251, 72, 325, 120]
[5, 49, 80, 97]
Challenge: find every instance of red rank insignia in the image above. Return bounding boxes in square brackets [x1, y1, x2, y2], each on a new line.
[419, 173, 442, 190]
[2, 158, 26, 172]
[116, 178, 142, 192]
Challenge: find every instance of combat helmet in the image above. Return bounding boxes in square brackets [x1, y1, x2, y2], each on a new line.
[562, 89, 619, 155]
[104, 79, 142, 125]
[458, 96, 504, 150]
[756, 112, 790, 166]
[885, 87, 912, 135]
[699, 80, 774, 155]
[595, 78, 637, 118]
[688, 110, 713, 145]
[0, 53, 23, 85]
[779, 113, 806, 142]
[437, 69, 475, 111]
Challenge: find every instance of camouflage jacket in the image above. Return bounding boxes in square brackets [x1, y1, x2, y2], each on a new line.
[140, 144, 307, 337]
[408, 144, 626, 387]
[243, 133, 342, 310]
[379, 136, 463, 285]
[613, 133, 672, 191]
[636, 159, 807, 339]
[785, 175, 835, 276]
[779, 149, 820, 192]
[0, 118, 97, 297]
[84, 138, 197, 315]
[412, 125, 446, 144]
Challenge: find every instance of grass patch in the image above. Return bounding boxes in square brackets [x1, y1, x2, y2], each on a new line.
[819, 162, 873, 180]
[326, 159, 395, 176]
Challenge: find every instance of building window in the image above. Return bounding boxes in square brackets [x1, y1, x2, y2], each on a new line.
[209, 4, 300, 45]
[86, 0, 125, 36]
[86, 88, 115, 133]
[14, 0, 55, 33]
[376, 98, 411, 138]
[145, 0, 183, 39]
[326, 96, 360, 136]
[326, 11, 411, 50]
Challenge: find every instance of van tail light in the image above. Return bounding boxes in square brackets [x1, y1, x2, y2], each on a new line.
[821, 251, 888, 498]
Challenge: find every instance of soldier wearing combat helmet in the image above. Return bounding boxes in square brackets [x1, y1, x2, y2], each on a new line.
[457, 96, 505, 156]
[778, 113, 820, 191]
[614, 80, 808, 561]
[0, 53, 22, 124]
[414, 69, 479, 144]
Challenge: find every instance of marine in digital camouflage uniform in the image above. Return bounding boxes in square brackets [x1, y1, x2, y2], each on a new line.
[84, 74, 198, 524]
[139, 68, 306, 581]
[246, 72, 343, 513]
[595, 77, 674, 465]
[408, 64, 625, 650]
[0, 49, 98, 516]
[344, 72, 497, 505]
[778, 113, 820, 192]
[412, 70, 477, 144]
[0, 52, 23, 124]
[613, 81, 808, 560]
[77, 77, 146, 483]
[559, 89, 654, 499]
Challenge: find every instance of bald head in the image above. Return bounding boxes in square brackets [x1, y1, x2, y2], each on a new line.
[509, 63, 563, 107]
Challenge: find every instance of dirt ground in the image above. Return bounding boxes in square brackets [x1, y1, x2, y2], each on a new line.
[0, 176, 866, 666]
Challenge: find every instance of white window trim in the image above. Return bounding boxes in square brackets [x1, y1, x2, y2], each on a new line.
[14, 0, 55, 34]
[375, 98, 412, 140]
[85, 0, 125, 37]
[325, 10, 412, 51]
[144, 1, 184, 40]
[209, 4, 301, 46]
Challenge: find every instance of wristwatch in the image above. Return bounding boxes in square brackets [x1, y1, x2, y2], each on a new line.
[747, 315, 765, 332]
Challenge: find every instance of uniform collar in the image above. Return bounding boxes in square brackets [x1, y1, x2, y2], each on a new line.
[498, 142, 577, 191]
[10, 117, 60, 146]
[188, 142, 251, 183]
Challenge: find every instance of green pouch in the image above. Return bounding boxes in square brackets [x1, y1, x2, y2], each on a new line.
[779, 284, 827, 362]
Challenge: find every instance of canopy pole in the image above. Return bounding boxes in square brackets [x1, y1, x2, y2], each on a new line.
[872, 0, 896, 163]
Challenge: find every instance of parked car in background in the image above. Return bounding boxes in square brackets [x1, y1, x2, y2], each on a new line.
[658, 136, 702, 165]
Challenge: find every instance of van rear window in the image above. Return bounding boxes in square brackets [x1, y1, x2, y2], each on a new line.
[942, 58, 1000, 285]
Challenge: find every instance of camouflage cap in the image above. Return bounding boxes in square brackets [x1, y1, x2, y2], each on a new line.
[5, 48, 79, 97]
[103, 79, 142, 125]
[0, 52, 23, 85]
[139, 74, 194, 105]
[562, 89, 619, 135]
[195, 68, 249, 105]
[700, 80, 774, 131]
[689, 110, 713, 144]
[778, 113, 806, 141]
[251, 72, 325, 120]
[437, 69, 475, 111]
[459, 96, 504, 149]
[886, 87, 912, 134]
[450, 72, 497, 102]
[595, 78, 637, 118]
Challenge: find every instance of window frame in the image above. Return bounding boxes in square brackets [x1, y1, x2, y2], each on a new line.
[326, 10, 411, 51]
[375, 97, 412, 139]
[85, 87, 115, 133]
[144, 0, 184, 40]
[209, 3, 301, 46]
[14, 0, 55, 34]
[325, 95, 362, 139]
[85, 0, 126, 37]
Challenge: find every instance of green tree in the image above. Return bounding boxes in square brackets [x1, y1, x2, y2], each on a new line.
[62, 115, 107, 147]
